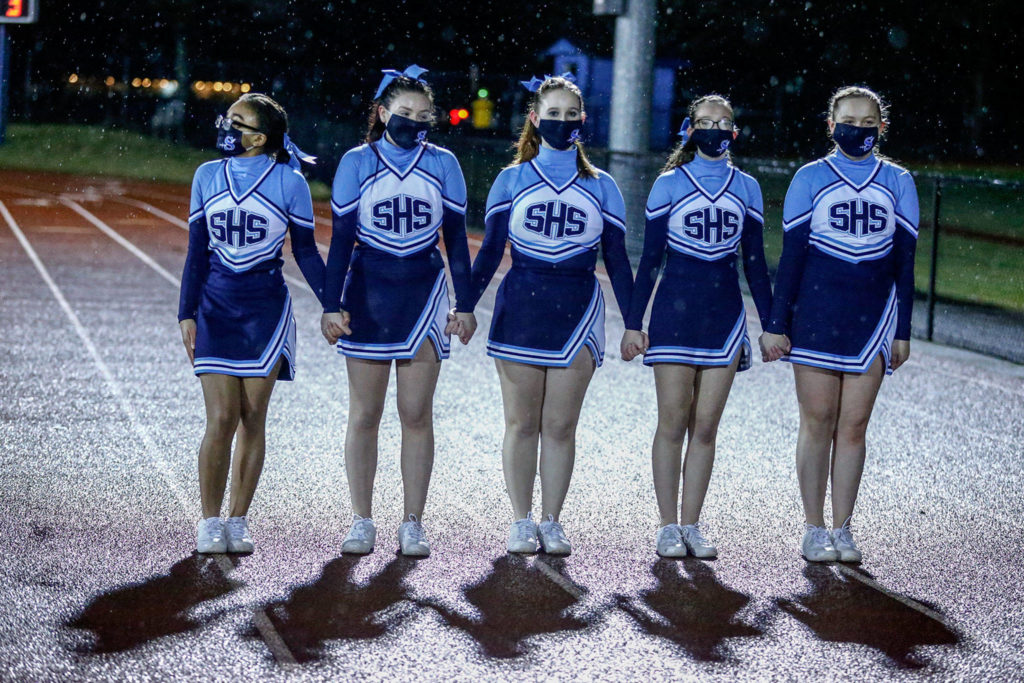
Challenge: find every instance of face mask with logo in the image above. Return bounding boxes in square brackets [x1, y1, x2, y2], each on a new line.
[385, 112, 431, 149]
[215, 115, 259, 157]
[832, 123, 879, 157]
[537, 119, 584, 151]
[691, 129, 734, 158]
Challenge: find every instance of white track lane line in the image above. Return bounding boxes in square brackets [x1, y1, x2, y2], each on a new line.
[61, 198, 181, 286]
[832, 564, 955, 628]
[0, 198, 298, 666]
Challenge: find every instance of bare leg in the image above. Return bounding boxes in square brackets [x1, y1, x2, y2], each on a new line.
[793, 364, 842, 527]
[227, 358, 283, 517]
[831, 356, 885, 528]
[395, 342, 442, 519]
[538, 349, 595, 521]
[495, 358, 546, 519]
[680, 356, 739, 526]
[344, 357, 392, 518]
[198, 374, 242, 519]
[651, 364, 697, 526]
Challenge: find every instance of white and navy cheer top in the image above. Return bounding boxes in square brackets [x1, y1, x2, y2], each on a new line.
[467, 146, 634, 367]
[324, 137, 473, 361]
[766, 150, 919, 373]
[627, 155, 772, 369]
[178, 155, 326, 380]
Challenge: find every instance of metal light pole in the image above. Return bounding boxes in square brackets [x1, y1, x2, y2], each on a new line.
[606, 0, 657, 253]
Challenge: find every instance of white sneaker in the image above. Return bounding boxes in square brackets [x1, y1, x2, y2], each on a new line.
[537, 514, 571, 556]
[801, 524, 839, 562]
[831, 517, 863, 563]
[656, 524, 687, 558]
[196, 517, 226, 554]
[679, 523, 718, 559]
[507, 513, 539, 554]
[224, 516, 254, 554]
[341, 515, 376, 554]
[398, 514, 430, 557]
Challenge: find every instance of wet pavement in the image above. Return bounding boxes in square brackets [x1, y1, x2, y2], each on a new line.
[1, 170, 1022, 680]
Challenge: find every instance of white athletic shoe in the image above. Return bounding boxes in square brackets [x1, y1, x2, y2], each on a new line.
[801, 524, 839, 562]
[656, 524, 687, 558]
[398, 514, 431, 557]
[341, 515, 376, 555]
[507, 513, 539, 554]
[679, 523, 718, 559]
[831, 517, 863, 563]
[224, 516, 254, 554]
[196, 517, 226, 554]
[537, 514, 571, 556]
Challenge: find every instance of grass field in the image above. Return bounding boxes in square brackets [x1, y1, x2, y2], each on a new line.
[2, 123, 1020, 311]
[0, 124, 332, 199]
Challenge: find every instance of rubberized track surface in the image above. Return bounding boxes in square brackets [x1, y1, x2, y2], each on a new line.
[1, 170, 1022, 680]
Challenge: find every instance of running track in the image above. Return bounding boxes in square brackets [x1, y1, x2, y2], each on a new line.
[1, 170, 1022, 680]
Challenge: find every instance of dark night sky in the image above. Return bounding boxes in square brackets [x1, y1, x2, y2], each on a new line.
[8, 0, 1022, 162]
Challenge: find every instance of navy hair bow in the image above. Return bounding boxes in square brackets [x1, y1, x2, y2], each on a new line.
[374, 65, 429, 100]
[283, 133, 316, 169]
[520, 71, 578, 93]
[677, 116, 692, 144]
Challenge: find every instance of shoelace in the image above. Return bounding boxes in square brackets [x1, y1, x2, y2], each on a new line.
[658, 527, 683, 549]
[350, 517, 374, 540]
[833, 518, 856, 546]
[806, 525, 832, 547]
[404, 515, 426, 544]
[683, 524, 710, 545]
[226, 518, 247, 537]
[511, 513, 535, 542]
[543, 514, 566, 539]
[202, 518, 223, 538]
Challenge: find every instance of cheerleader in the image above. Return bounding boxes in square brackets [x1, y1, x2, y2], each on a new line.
[761, 86, 919, 563]
[321, 66, 476, 557]
[621, 95, 773, 559]
[178, 93, 325, 554]
[466, 74, 634, 555]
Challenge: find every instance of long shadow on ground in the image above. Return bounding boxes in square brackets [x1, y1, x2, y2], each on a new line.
[254, 555, 418, 663]
[66, 554, 241, 654]
[420, 554, 601, 658]
[774, 564, 960, 669]
[614, 558, 766, 663]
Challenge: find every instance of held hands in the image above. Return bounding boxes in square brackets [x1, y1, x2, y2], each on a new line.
[321, 311, 352, 345]
[890, 339, 910, 371]
[445, 309, 478, 345]
[759, 332, 791, 362]
[620, 329, 649, 361]
[179, 319, 197, 365]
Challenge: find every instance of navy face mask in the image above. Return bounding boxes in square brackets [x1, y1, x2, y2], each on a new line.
[216, 127, 248, 156]
[833, 123, 879, 157]
[215, 115, 259, 156]
[691, 129, 734, 157]
[538, 119, 584, 150]
[385, 112, 430, 149]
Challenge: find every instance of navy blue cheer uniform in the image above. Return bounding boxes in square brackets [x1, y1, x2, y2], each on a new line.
[178, 155, 326, 380]
[324, 138, 473, 361]
[626, 156, 772, 370]
[766, 151, 919, 374]
[467, 146, 634, 367]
